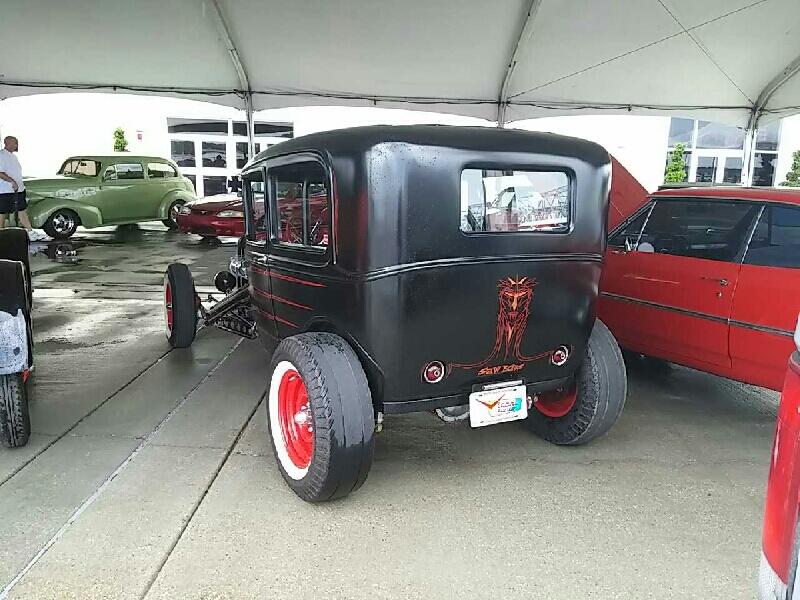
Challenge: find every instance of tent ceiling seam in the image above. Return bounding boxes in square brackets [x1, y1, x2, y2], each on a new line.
[508, 0, 769, 101]
[497, 0, 542, 126]
[0, 80, 759, 114]
[208, 0, 250, 96]
[655, 0, 753, 104]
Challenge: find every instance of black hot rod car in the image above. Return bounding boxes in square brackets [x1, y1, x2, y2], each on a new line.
[164, 125, 627, 502]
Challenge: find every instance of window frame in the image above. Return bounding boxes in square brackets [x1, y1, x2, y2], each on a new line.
[458, 165, 575, 237]
[607, 201, 654, 250]
[146, 161, 178, 180]
[742, 202, 800, 269]
[264, 152, 333, 265]
[103, 161, 145, 182]
[634, 196, 762, 264]
[242, 166, 267, 244]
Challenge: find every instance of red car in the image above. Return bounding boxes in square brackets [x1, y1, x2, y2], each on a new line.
[599, 186, 800, 391]
[760, 316, 800, 599]
[176, 188, 327, 244]
[176, 193, 247, 238]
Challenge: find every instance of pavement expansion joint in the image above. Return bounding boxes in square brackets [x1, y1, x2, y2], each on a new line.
[0, 347, 174, 488]
[0, 339, 244, 600]
[139, 395, 264, 600]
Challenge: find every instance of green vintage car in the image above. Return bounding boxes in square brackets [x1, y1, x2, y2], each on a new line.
[23, 155, 197, 239]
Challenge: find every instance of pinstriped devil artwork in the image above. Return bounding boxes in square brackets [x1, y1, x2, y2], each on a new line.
[449, 276, 562, 377]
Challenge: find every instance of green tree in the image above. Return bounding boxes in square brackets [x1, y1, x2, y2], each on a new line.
[113, 127, 129, 152]
[664, 143, 687, 183]
[779, 149, 800, 187]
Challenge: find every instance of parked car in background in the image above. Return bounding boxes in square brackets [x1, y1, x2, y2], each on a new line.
[759, 315, 800, 599]
[24, 156, 196, 239]
[599, 186, 800, 391]
[176, 192, 247, 238]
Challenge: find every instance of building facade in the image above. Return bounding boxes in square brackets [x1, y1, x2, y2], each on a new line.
[1, 93, 799, 197]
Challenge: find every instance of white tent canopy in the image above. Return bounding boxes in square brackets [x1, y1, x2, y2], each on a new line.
[2, 0, 799, 135]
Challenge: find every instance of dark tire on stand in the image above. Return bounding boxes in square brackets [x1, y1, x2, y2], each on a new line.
[267, 332, 374, 502]
[162, 200, 185, 229]
[0, 228, 31, 308]
[43, 209, 79, 239]
[0, 373, 30, 448]
[526, 319, 626, 445]
[164, 263, 197, 348]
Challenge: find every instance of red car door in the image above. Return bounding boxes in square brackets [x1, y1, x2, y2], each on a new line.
[600, 198, 760, 374]
[730, 204, 800, 390]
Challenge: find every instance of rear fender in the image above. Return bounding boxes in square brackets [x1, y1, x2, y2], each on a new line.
[157, 189, 192, 220]
[305, 317, 385, 408]
[28, 198, 102, 228]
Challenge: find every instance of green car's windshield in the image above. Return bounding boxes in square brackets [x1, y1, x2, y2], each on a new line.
[58, 159, 101, 177]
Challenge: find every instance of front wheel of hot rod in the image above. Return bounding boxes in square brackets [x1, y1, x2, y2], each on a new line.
[526, 319, 626, 445]
[164, 263, 198, 348]
[267, 333, 375, 502]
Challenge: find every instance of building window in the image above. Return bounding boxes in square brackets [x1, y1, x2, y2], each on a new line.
[168, 118, 228, 135]
[202, 142, 227, 168]
[236, 142, 249, 169]
[203, 176, 228, 197]
[664, 118, 781, 185]
[756, 121, 781, 152]
[695, 121, 745, 150]
[753, 153, 778, 186]
[171, 141, 195, 167]
[667, 118, 694, 147]
[723, 157, 742, 184]
[232, 121, 294, 138]
[695, 156, 717, 183]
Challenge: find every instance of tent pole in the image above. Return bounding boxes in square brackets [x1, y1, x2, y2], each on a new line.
[742, 125, 756, 187]
[245, 92, 255, 159]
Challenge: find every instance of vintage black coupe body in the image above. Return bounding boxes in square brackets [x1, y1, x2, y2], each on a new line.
[164, 125, 627, 502]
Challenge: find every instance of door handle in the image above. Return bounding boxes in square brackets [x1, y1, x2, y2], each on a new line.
[701, 276, 729, 287]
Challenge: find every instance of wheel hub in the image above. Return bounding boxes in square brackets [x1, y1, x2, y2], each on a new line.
[534, 384, 578, 418]
[277, 369, 314, 469]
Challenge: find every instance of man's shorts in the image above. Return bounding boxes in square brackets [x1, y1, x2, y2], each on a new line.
[0, 191, 27, 214]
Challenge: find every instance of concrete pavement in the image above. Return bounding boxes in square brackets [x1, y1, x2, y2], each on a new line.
[0, 224, 779, 599]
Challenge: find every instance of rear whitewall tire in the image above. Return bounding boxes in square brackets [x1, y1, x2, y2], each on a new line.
[269, 360, 310, 481]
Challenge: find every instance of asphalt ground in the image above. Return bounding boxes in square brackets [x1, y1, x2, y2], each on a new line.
[0, 223, 779, 599]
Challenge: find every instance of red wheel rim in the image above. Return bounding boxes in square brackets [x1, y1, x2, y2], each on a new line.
[277, 369, 314, 469]
[165, 281, 173, 332]
[534, 384, 578, 418]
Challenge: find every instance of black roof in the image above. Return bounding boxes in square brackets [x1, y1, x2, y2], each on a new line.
[248, 124, 609, 168]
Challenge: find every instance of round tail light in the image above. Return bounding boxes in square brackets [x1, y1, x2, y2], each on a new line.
[551, 346, 570, 366]
[423, 361, 445, 384]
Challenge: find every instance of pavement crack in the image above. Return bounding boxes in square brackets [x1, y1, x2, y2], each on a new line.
[0, 347, 174, 488]
[139, 392, 265, 599]
[0, 339, 243, 600]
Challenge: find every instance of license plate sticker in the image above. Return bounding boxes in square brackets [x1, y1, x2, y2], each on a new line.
[469, 384, 528, 428]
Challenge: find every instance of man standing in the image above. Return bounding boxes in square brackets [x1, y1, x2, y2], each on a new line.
[0, 136, 48, 241]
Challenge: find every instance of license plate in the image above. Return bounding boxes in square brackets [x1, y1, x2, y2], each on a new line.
[469, 384, 528, 428]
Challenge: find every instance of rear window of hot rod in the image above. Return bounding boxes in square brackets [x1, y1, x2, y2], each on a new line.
[460, 168, 570, 234]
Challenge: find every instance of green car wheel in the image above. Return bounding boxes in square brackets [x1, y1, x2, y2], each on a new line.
[162, 200, 185, 230]
[43, 209, 80, 239]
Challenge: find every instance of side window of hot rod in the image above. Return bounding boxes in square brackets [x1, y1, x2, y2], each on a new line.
[269, 161, 329, 250]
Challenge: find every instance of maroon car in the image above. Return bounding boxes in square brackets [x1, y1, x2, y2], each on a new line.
[176, 193, 247, 238]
